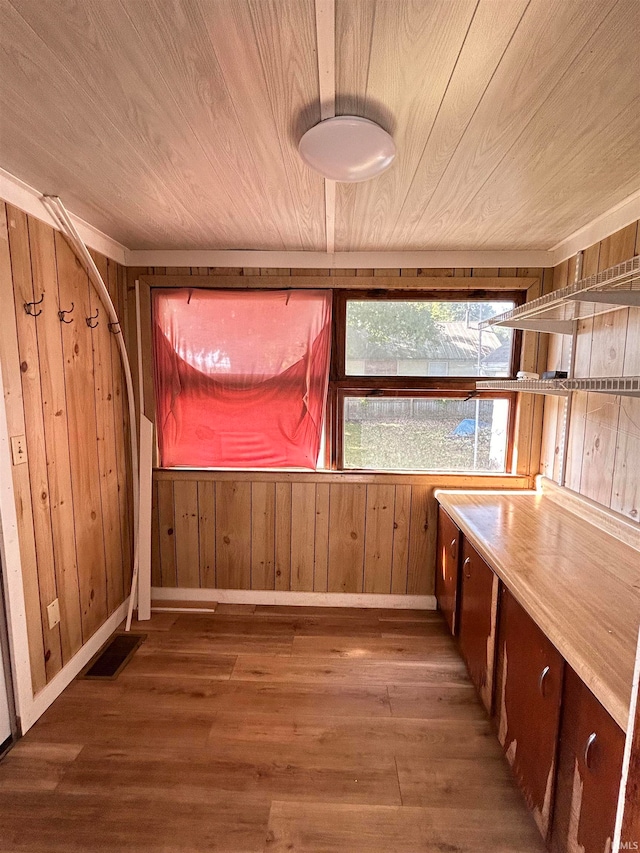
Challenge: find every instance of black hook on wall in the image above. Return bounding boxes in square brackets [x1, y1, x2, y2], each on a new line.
[108, 321, 122, 335]
[58, 302, 74, 324]
[24, 293, 44, 316]
[86, 307, 99, 329]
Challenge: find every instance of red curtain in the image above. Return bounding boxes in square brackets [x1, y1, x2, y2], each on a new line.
[153, 289, 332, 469]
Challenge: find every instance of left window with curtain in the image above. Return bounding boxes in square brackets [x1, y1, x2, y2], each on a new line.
[153, 289, 332, 469]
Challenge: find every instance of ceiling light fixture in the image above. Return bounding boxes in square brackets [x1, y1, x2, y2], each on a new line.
[298, 116, 396, 182]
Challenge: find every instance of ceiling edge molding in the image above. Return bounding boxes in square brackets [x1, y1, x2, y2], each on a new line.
[0, 167, 128, 265]
[126, 248, 553, 268]
[549, 188, 640, 266]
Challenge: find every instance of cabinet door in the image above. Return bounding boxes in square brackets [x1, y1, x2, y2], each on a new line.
[435, 508, 460, 635]
[551, 666, 625, 853]
[458, 540, 498, 714]
[495, 587, 564, 841]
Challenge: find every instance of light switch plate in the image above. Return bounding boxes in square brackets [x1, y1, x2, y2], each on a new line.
[47, 598, 60, 630]
[10, 435, 27, 465]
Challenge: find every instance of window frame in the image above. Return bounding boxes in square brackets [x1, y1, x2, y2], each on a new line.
[326, 289, 525, 472]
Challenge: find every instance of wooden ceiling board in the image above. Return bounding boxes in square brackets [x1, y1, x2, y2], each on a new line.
[381, 0, 531, 250]
[394, 0, 633, 250]
[416, 0, 640, 249]
[2, 0, 324, 250]
[0, 0, 638, 253]
[5, 0, 251, 248]
[335, 0, 478, 252]
[245, 0, 325, 250]
[119, 0, 290, 250]
[0, 3, 183, 247]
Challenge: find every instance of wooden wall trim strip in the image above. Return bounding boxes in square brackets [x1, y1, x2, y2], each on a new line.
[151, 587, 437, 610]
[140, 274, 537, 290]
[154, 470, 532, 487]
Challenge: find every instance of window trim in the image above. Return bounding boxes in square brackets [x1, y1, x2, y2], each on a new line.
[327, 289, 525, 472]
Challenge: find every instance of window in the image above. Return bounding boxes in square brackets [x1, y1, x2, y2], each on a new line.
[153, 289, 332, 468]
[328, 293, 522, 472]
[152, 288, 522, 473]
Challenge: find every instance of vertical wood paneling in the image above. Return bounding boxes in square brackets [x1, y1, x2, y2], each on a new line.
[28, 216, 82, 662]
[89, 251, 125, 613]
[313, 483, 330, 592]
[55, 232, 108, 639]
[274, 482, 291, 591]
[0, 204, 47, 692]
[198, 480, 216, 588]
[107, 259, 133, 594]
[542, 219, 640, 520]
[150, 480, 161, 587]
[391, 484, 411, 594]
[157, 478, 177, 587]
[1, 204, 132, 692]
[363, 484, 395, 594]
[328, 483, 366, 593]
[173, 480, 200, 588]
[215, 481, 251, 588]
[9, 207, 63, 679]
[406, 486, 430, 595]
[251, 481, 275, 590]
[290, 482, 316, 591]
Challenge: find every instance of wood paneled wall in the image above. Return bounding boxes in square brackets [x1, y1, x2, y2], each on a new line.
[0, 201, 134, 694]
[152, 471, 530, 596]
[540, 220, 640, 522]
[131, 264, 542, 598]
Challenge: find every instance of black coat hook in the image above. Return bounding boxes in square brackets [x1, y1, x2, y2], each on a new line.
[86, 307, 99, 329]
[24, 293, 44, 316]
[58, 302, 74, 323]
[108, 321, 121, 335]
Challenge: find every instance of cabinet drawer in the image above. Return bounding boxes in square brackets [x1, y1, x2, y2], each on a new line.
[436, 508, 460, 636]
[551, 666, 625, 853]
[495, 587, 564, 840]
[458, 540, 498, 714]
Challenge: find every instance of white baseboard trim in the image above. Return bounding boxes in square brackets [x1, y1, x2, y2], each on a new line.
[19, 599, 130, 733]
[150, 587, 437, 610]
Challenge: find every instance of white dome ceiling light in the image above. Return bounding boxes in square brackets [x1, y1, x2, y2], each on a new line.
[298, 116, 396, 182]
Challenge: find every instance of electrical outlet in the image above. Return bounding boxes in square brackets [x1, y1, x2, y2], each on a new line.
[47, 598, 60, 630]
[11, 434, 27, 465]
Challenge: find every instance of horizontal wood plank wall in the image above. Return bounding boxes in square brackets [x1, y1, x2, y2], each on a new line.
[153, 472, 530, 596]
[0, 200, 134, 693]
[540, 220, 640, 522]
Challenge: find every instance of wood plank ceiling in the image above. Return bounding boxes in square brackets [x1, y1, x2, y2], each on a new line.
[0, 0, 638, 252]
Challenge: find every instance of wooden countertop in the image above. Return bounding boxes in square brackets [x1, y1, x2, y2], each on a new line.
[435, 485, 640, 731]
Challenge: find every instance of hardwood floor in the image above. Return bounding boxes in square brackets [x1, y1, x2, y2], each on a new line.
[0, 605, 545, 852]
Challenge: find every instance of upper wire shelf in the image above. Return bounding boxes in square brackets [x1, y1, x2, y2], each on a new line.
[478, 256, 640, 334]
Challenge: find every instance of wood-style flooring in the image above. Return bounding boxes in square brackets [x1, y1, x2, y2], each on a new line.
[0, 605, 545, 852]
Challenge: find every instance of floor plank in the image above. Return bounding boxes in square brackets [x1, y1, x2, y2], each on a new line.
[263, 801, 545, 852]
[0, 606, 543, 851]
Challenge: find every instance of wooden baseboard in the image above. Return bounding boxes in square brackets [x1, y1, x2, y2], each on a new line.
[149, 588, 437, 610]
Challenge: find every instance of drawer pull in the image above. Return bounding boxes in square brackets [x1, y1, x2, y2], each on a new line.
[463, 557, 471, 578]
[538, 665, 550, 697]
[584, 732, 597, 769]
[450, 538, 457, 559]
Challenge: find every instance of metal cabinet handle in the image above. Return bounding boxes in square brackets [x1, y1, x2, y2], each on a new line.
[463, 556, 471, 578]
[450, 538, 457, 559]
[584, 732, 597, 770]
[538, 665, 550, 697]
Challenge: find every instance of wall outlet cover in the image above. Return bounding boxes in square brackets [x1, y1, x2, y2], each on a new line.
[10, 435, 27, 465]
[47, 598, 60, 630]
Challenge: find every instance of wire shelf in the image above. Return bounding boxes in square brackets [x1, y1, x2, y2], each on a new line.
[477, 376, 640, 397]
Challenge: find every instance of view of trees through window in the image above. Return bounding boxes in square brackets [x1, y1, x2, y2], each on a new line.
[345, 300, 514, 377]
[341, 299, 515, 472]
